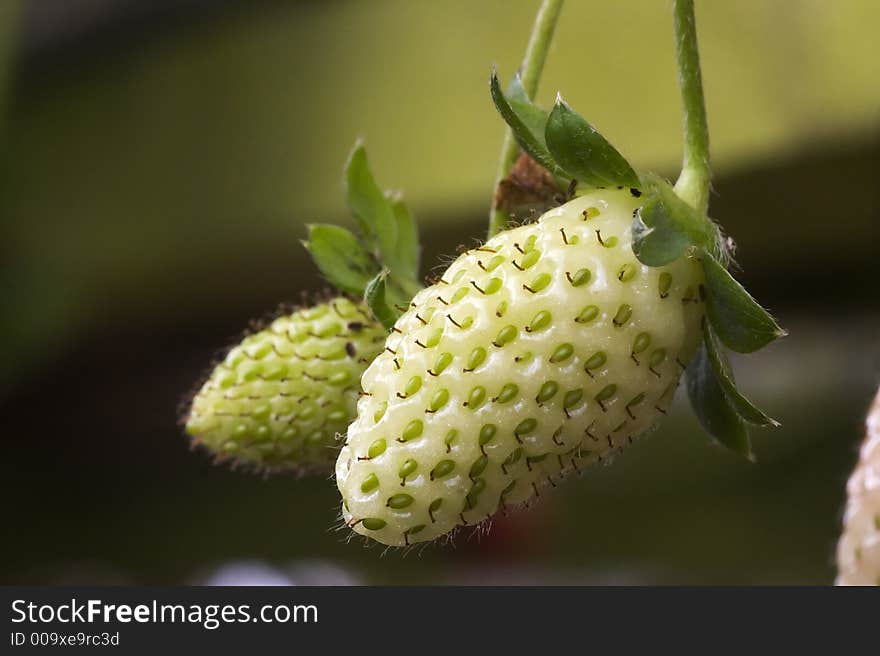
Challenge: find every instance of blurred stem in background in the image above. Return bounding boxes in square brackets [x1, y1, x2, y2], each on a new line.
[672, 0, 711, 213]
[488, 0, 563, 238]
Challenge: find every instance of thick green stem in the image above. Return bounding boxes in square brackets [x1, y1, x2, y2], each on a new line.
[488, 0, 564, 238]
[672, 0, 711, 214]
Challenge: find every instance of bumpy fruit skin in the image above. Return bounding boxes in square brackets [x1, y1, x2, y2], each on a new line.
[336, 188, 705, 546]
[836, 388, 880, 585]
[185, 298, 385, 473]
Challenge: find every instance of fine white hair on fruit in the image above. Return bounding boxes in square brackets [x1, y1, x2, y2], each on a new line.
[336, 188, 706, 546]
[836, 386, 880, 586]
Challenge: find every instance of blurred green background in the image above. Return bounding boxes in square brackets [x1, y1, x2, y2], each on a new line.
[1, 0, 878, 585]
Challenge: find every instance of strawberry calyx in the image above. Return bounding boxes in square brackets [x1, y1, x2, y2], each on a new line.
[303, 142, 423, 327]
[490, 70, 784, 458]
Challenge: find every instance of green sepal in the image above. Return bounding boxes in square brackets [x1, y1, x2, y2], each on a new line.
[345, 142, 399, 270]
[632, 174, 724, 266]
[505, 73, 531, 103]
[388, 191, 421, 289]
[544, 95, 640, 189]
[686, 341, 753, 460]
[702, 319, 780, 428]
[505, 75, 556, 160]
[364, 271, 399, 331]
[489, 70, 565, 178]
[631, 195, 691, 266]
[302, 224, 380, 296]
[701, 250, 786, 353]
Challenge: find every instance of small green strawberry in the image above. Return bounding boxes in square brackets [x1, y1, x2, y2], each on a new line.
[183, 143, 422, 475]
[836, 388, 880, 586]
[185, 297, 385, 473]
[336, 188, 706, 545]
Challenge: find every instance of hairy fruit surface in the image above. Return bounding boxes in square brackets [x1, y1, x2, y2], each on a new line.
[186, 298, 385, 473]
[336, 188, 706, 546]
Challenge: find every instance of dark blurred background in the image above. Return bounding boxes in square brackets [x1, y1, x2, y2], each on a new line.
[1, 0, 878, 585]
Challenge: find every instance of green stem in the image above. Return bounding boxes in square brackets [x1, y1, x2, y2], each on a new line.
[488, 0, 564, 238]
[672, 0, 711, 214]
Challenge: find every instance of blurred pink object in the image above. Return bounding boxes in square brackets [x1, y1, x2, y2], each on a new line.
[837, 388, 880, 585]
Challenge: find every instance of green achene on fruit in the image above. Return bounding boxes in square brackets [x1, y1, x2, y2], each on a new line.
[185, 297, 385, 473]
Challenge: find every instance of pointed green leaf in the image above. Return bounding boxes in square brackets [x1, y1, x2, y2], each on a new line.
[505, 74, 551, 142]
[345, 142, 398, 265]
[489, 70, 563, 177]
[686, 342, 753, 460]
[702, 320, 780, 427]
[303, 224, 379, 296]
[388, 192, 420, 284]
[544, 96, 640, 189]
[509, 100, 554, 156]
[701, 250, 786, 353]
[364, 271, 399, 331]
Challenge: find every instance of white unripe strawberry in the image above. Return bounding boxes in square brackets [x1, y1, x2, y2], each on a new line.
[185, 297, 385, 473]
[836, 388, 880, 585]
[336, 188, 706, 546]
